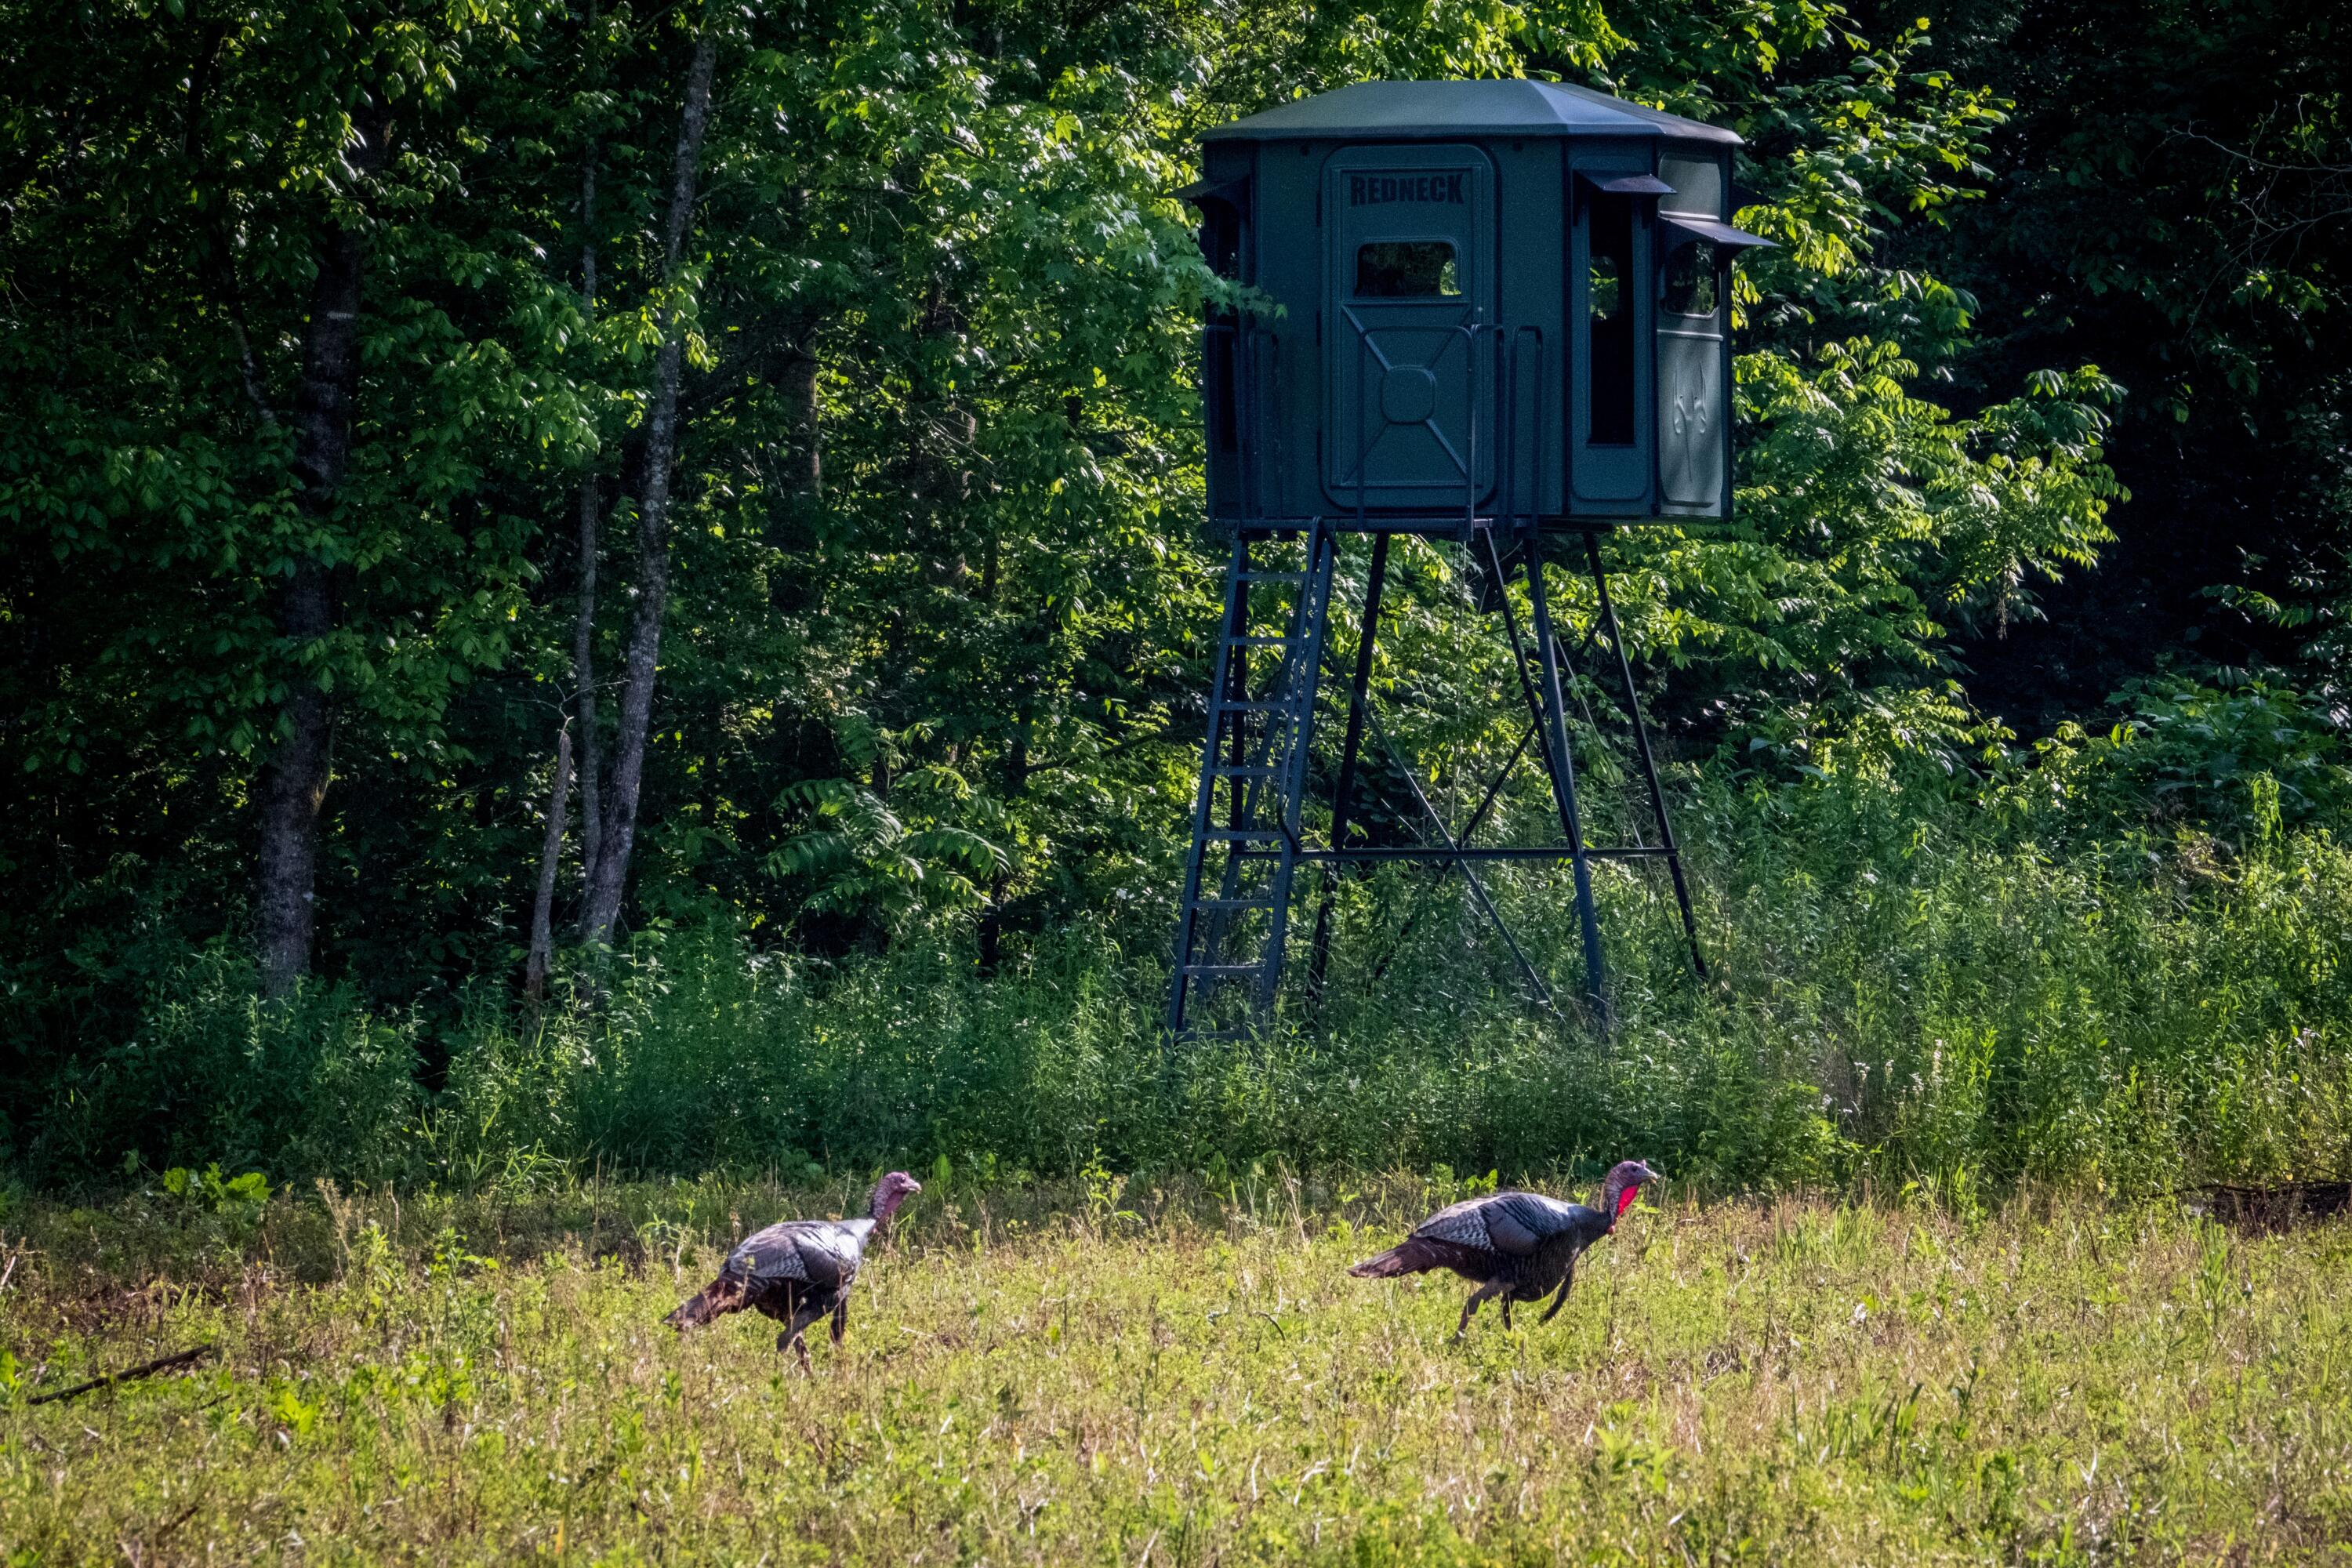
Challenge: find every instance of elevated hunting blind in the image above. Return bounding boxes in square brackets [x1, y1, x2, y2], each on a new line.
[1188, 78, 1767, 531]
[1170, 80, 1772, 1037]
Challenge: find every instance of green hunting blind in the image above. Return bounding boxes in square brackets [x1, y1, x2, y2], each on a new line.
[1168, 80, 1772, 1037]
[1186, 78, 1768, 532]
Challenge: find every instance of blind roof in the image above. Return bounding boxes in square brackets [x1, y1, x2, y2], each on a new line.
[1203, 80, 1740, 147]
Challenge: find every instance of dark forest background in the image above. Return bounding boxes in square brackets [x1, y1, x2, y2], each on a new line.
[2, 0, 2346, 1194]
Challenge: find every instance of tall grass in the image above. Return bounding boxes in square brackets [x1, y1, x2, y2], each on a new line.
[7, 1179, 2351, 1563]
[11, 772, 2344, 1198]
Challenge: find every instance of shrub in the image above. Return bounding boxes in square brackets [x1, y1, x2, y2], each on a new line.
[9, 771, 2347, 1198]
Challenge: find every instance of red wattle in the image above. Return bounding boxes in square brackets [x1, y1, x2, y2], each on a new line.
[1613, 1185, 1640, 1220]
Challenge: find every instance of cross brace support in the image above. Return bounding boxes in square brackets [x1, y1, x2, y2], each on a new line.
[1168, 524, 1705, 1039]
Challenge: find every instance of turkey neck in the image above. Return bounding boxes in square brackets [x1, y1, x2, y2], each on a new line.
[1596, 1170, 1637, 1232]
[866, 1184, 911, 1231]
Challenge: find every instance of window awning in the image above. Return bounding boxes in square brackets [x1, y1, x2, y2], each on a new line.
[1576, 172, 1676, 196]
[1661, 215, 1777, 253]
[1175, 176, 1250, 208]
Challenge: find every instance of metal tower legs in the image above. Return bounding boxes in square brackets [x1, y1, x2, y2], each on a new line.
[1308, 532, 1390, 1002]
[1584, 530, 1708, 982]
[1520, 526, 1610, 1019]
[1167, 522, 1340, 1036]
[1169, 525, 1705, 1038]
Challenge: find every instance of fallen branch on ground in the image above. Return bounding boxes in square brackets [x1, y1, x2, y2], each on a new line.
[27, 1345, 216, 1406]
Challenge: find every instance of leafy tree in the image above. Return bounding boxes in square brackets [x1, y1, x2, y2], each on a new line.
[5, 0, 2332, 1176]
[1925, 0, 2352, 725]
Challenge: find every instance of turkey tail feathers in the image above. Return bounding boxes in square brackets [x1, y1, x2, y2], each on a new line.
[1349, 1236, 1477, 1279]
[664, 1272, 747, 1329]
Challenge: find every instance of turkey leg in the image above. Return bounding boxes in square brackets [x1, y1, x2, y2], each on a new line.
[1537, 1260, 1577, 1325]
[777, 1302, 826, 1370]
[1456, 1279, 1508, 1338]
[831, 1299, 849, 1345]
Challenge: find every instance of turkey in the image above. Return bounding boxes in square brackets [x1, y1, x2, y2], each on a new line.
[664, 1171, 921, 1367]
[1349, 1160, 1659, 1337]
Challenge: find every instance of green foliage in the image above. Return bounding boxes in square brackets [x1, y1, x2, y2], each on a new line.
[159, 1163, 272, 1213]
[30, 951, 423, 1185]
[768, 775, 1008, 930]
[13, 775, 2346, 1200]
[0, 0, 2136, 993]
[1699, 773, 2352, 1192]
[0, 0, 2341, 1203]
[1926, 0, 2352, 719]
[2047, 673, 2352, 835]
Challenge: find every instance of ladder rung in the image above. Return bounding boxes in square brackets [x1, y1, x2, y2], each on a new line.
[1214, 700, 1301, 713]
[1183, 963, 1266, 976]
[1237, 571, 1306, 584]
[1214, 764, 1279, 777]
[1234, 636, 1302, 648]
[1204, 829, 1284, 842]
[1194, 897, 1276, 911]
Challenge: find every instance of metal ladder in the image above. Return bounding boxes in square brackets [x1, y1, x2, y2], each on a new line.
[1167, 519, 1340, 1035]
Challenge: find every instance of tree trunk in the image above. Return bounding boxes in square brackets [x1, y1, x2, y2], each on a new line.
[256, 107, 389, 997]
[256, 561, 334, 996]
[524, 724, 573, 1000]
[573, 475, 604, 898]
[781, 336, 821, 500]
[573, 148, 604, 907]
[579, 32, 717, 949]
[524, 143, 603, 991]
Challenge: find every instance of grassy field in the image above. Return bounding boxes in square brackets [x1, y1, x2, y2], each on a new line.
[4, 1174, 2350, 1564]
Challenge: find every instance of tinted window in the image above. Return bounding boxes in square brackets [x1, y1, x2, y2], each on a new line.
[1201, 203, 1242, 281]
[1356, 241, 1460, 298]
[1658, 156, 1723, 216]
[1661, 241, 1718, 318]
[1588, 256, 1622, 321]
[1586, 194, 1635, 445]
